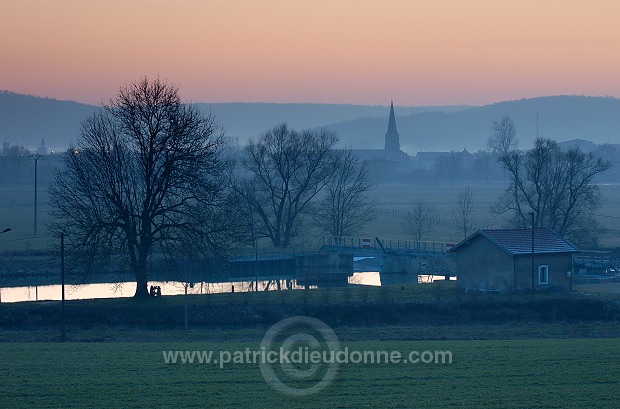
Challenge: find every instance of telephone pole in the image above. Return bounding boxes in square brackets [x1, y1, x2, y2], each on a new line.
[31, 154, 44, 235]
[531, 212, 535, 296]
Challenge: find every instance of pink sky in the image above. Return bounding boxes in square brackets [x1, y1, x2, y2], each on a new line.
[2, 0, 619, 106]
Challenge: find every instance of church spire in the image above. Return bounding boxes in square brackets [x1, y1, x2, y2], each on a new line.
[384, 100, 400, 152]
[387, 100, 398, 134]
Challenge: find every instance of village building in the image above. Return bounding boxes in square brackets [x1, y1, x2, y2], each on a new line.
[382, 101, 409, 162]
[449, 227, 579, 292]
[354, 101, 411, 176]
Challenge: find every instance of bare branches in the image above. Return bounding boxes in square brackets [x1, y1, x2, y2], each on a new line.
[488, 116, 518, 153]
[313, 149, 375, 237]
[454, 186, 475, 239]
[239, 123, 338, 247]
[404, 200, 438, 242]
[494, 137, 611, 244]
[48, 78, 234, 297]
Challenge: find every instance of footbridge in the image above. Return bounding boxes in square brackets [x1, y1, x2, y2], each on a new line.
[225, 236, 455, 286]
[320, 236, 454, 257]
[319, 236, 456, 281]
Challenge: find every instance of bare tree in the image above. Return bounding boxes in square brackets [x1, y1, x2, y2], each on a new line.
[49, 78, 237, 297]
[487, 116, 518, 153]
[494, 138, 611, 244]
[239, 123, 338, 247]
[313, 149, 374, 237]
[404, 200, 438, 241]
[454, 186, 475, 239]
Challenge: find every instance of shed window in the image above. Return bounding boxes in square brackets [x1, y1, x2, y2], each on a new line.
[538, 265, 549, 284]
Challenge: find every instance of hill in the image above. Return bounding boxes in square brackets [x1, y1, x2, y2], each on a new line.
[197, 102, 468, 143]
[0, 91, 466, 151]
[325, 95, 620, 152]
[0, 91, 96, 152]
[1, 91, 619, 152]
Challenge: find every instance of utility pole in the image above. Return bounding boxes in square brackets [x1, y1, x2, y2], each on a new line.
[184, 260, 191, 340]
[61, 232, 66, 341]
[254, 224, 258, 292]
[31, 154, 44, 235]
[250, 222, 258, 291]
[531, 212, 535, 296]
[0, 228, 11, 303]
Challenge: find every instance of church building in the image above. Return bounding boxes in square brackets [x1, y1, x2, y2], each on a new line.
[385, 101, 401, 152]
[353, 101, 411, 177]
[382, 101, 410, 163]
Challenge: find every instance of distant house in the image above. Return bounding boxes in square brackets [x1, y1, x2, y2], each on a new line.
[449, 228, 579, 292]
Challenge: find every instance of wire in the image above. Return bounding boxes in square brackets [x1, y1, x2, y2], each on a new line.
[582, 212, 620, 220]
[0, 234, 54, 242]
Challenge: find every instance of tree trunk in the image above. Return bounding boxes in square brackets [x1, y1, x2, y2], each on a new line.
[134, 262, 150, 298]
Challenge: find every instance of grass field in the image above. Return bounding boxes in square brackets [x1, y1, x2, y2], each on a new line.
[2, 180, 620, 254]
[0, 338, 618, 408]
[0, 283, 618, 407]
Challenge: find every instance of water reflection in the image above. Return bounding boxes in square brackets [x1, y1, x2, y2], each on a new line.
[0, 272, 455, 303]
[349, 271, 381, 286]
[0, 279, 303, 303]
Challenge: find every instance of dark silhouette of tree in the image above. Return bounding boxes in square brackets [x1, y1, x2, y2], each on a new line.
[494, 138, 611, 244]
[454, 186, 475, 239]
[488, 116, 518, 153]
[404, 200, 438, 241]
[49, 78, 237, 297]
[313, 149, 374, 237]
[239, 123, 337, 247]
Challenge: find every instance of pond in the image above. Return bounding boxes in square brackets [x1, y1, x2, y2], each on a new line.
[0, 272, 453, 303]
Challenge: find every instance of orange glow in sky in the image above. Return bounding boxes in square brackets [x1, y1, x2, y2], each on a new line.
[1, 0, 619, 105]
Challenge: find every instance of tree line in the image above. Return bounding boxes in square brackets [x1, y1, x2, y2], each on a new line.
[48, 78, 374, 297]
[47, 79, 612, 297]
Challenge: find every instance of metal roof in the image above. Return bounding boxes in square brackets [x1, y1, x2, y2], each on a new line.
[449, 227, 579, 255]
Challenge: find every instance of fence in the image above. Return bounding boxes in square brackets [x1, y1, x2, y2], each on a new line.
[320, 236, 453, 255]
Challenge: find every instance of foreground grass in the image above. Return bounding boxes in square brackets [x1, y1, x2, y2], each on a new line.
[3, 321, 620, 343]
[2, 282, 618, 342]
[0, 338, 618, 408]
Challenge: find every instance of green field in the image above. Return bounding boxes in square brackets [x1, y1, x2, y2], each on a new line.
[3, 180, 620, 254]
[0, 338, 618, 408]
[0, 282, 618, 407]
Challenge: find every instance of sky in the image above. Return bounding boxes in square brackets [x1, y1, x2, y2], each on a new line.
[2, 0, 620, 106]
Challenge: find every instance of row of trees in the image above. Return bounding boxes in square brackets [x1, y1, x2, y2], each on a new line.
[488, 116, 611, 245]
[406, 115, 612, 247]
[403, 186, 475, 242]
[494, 138, 610, 244]
[48, 79, 612, 297]
[49, 78, 374, 296]
[235, 124, 373, 247]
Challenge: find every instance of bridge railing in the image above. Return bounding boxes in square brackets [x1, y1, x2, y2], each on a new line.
[320, 236, 454, 254]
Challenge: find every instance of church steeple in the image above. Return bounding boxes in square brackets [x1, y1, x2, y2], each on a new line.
[384, 100, 400, 152]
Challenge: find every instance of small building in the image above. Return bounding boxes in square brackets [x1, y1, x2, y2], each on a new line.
[449, 228, 579, 292]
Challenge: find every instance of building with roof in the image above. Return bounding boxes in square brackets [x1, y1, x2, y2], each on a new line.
[449, 227, 579, 292]
[354, 102, 410, 178]
[384, 101, 401, 152]
[382, 101, 410, 163]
